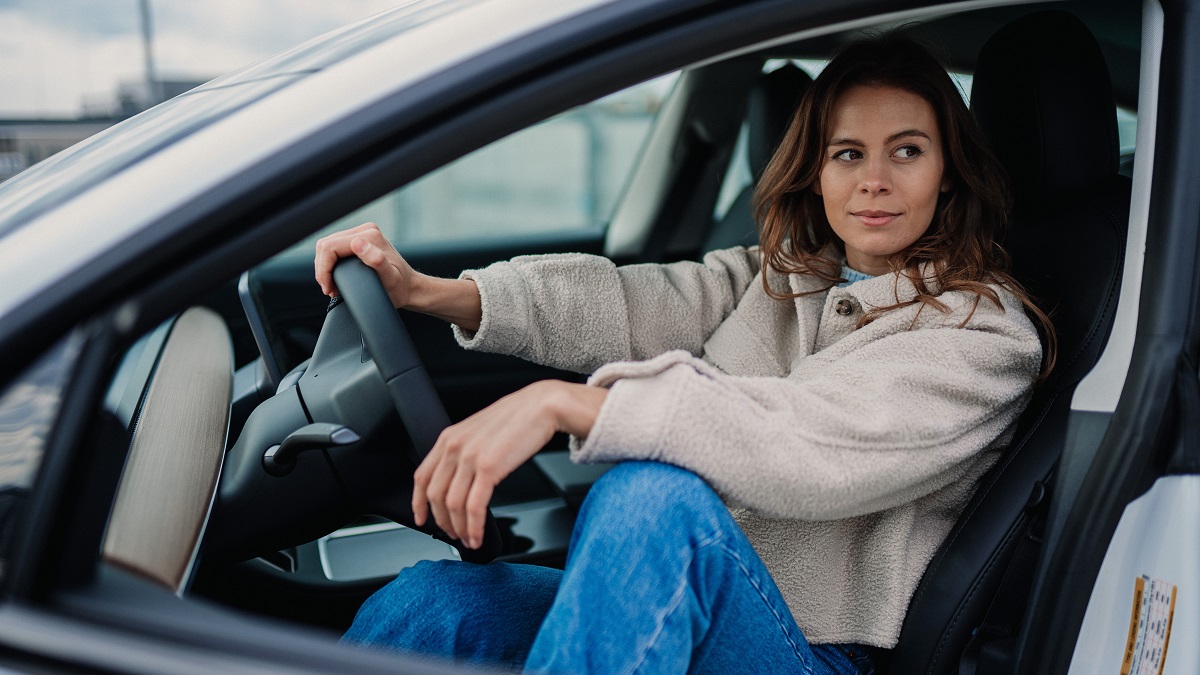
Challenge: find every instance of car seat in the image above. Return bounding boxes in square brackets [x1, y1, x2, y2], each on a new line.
[888, 10, 1131, 674]
[702, 63, 811, 253]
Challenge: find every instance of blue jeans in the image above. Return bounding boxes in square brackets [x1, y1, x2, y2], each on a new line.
[343, 461, 875, 674]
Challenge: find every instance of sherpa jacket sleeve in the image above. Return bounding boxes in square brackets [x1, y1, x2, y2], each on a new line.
[572, 297, 1042, 521]
[452, 248, 760, 374]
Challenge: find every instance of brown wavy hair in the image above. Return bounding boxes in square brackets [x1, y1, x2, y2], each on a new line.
[752, 33, 1055, 378]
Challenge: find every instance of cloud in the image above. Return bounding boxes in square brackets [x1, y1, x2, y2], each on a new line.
[0, 0, 401, 117]
[0, 0, 138, 38]
[0, 9, 143, 116]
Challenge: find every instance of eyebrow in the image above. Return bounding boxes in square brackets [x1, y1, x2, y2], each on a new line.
[827, 129, 933, 147]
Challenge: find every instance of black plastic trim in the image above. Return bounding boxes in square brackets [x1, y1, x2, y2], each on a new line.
[0, 566, 460, 674]
[8, 320, 118, 598]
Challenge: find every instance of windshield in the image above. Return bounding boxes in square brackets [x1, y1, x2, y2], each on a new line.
[0, 0, 474, 239]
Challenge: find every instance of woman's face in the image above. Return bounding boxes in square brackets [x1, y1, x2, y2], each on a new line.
[816, 84, 949, 276]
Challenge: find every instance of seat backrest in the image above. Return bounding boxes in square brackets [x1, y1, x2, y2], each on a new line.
[702, 64, 810, 253]
[889, 11, 1130, 673]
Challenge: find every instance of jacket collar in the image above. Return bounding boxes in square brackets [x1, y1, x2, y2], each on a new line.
[785, 255, 940, 310]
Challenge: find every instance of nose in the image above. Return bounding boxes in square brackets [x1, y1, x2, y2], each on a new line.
[858, 158, 891, 195]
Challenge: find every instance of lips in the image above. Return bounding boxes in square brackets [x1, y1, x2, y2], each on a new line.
[851, 210, 900, 226]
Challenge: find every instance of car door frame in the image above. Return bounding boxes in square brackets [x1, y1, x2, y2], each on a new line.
[0, 0, 1155, 671]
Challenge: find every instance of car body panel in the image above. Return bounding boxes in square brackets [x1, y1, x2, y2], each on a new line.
[0, 0, 1190, 672]
[1066, 474, 1199, 674]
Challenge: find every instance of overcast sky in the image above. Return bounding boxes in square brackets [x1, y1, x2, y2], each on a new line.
[0, 0, 402, 118]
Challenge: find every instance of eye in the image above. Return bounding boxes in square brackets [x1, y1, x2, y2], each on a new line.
[831, 148, 862, 162]
[893, 145, 924, 159]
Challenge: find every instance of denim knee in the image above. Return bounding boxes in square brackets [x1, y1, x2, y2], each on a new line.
[360, 559, 556, 618]
[342, 559, 459, 645]
[578, 461, 729, 540]
[343, 560, 561, 666]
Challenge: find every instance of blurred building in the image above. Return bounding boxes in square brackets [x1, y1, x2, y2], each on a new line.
[0, 78, 207, 183]
[0, 119, 113, 182]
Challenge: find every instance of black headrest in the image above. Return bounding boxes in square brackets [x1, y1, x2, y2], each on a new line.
[747, 64, 811, 176]
[971, 11, 1120, 197]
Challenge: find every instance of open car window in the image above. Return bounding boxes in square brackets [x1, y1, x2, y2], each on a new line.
[289, 71, 680, 253]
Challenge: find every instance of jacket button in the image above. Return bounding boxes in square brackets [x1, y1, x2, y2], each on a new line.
[834, 298, 855, 316]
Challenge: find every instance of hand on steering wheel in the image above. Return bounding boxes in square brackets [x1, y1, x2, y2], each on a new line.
[317, 222, 483, 332]
[315, 222, 417, 308]
[326, 224, 607, 557]
[331, 256, 503, 562]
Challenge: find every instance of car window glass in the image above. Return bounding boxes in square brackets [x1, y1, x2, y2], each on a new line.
[714, 60, 824, 222]
[1115, 107, 1137, 154]
[0, 334, 82, 584]
[293, 72, 680, 250]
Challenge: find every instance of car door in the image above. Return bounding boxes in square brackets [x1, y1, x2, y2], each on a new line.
[0, 0, 1179, 672]
[1012, 1, 1200, 672]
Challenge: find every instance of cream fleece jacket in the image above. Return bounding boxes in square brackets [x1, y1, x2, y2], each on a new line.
[452, 246, 1042, 648]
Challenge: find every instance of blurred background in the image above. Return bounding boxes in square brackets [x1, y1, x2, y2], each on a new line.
[0, 0, 398, 180]
[0, 0, 676, 247]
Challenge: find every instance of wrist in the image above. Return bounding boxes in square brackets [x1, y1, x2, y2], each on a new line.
[405, 276, 481, 331]
[404, 272, 437, 311]
[541, 381, 607, 438]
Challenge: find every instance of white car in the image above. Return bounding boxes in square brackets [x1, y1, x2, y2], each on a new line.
[0, 0, 1190, 672]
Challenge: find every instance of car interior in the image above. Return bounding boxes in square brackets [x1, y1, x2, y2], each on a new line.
[76, 1, 1141, 672]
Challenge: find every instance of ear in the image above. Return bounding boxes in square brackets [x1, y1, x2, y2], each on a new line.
[940, 177, 952, 193]
[812, 181, 822, 196]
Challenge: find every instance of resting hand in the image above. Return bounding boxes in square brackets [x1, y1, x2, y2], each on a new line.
[413, 380, 608, 549]
[314, 222, 417, 308]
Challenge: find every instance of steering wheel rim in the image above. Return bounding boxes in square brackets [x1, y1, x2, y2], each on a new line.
[332, 258, 502, 563]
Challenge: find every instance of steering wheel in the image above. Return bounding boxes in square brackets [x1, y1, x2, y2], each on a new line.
[332, 258, 502, 563]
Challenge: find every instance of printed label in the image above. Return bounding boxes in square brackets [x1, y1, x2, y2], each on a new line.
[1120, 575, 1177, 675]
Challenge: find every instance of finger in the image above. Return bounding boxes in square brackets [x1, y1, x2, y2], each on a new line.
[425, 447, 460, 539]
[412, 444, 440, 527]
[351, 236, 411, 308]
[314, 232, 364, 296]
[314, 237, 343, 297]
[351, 237, 398, 278]
[443, 457, 476, 543]
[412, 466, 428, 528]
[465, 479, 493, 550]
[334, 221, 382, 240]
[313, 223, 383, 295]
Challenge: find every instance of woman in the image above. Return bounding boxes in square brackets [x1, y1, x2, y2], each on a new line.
[314, 34, 1049, 674]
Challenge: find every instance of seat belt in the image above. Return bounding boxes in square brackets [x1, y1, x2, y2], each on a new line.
[959, 476, 1052, 675]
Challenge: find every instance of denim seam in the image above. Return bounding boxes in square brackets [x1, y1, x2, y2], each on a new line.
[714, 540, 812, 670]
[627, 533, 814, 675]
[626, 533, 720, 675]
